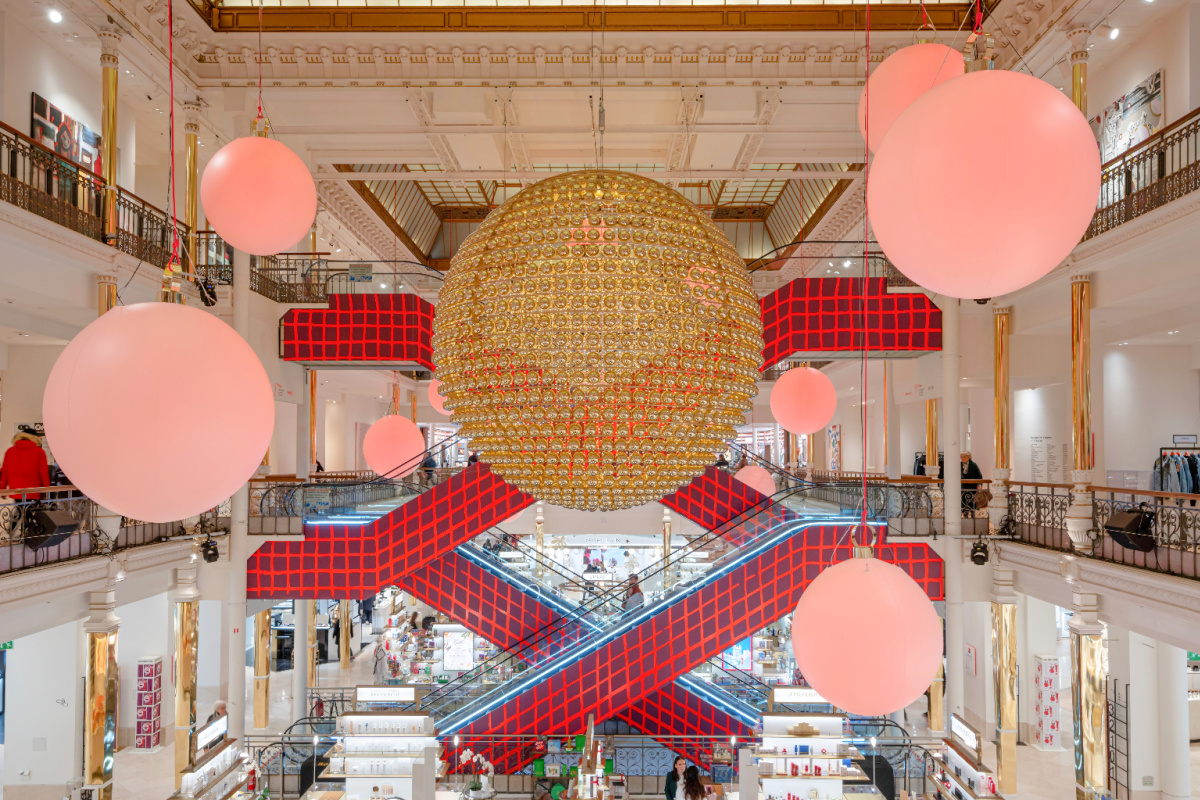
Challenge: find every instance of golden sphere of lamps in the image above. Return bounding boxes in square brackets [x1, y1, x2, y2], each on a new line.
[432, 170, 763, 512]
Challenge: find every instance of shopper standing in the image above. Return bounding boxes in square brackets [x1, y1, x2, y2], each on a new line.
[677, 766, 705, 800]
[0, 428, 49, 499]
[665, 757, 686, 800]
[960, 451, 984, 515]
[624, 575, 644, 613]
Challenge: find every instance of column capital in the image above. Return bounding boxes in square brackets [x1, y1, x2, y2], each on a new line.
[98, 28, 122, 67]
[84, 587, 120, 634]
[1070, 272, 1092, 285]
[993, 305, 1012, 317]
[991, 568, 1018, 604]
[1065, 27, 1091, 62]
[1068, 591, 1104, 634]
[183, 99, 202, 136]
[174, 566, 200, 602]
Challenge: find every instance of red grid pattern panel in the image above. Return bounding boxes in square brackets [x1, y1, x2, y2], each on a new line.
[280, 294, 435, 367]
[660, 467, 770, 531]
[405, 552, 749, 772]
[760, 277, 942, 367]
[460, 525, 943, 735]
[246, 464, 533, 599]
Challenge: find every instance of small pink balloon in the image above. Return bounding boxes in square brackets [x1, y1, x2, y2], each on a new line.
[734, 465, 776, 497]
[868, 70, 1101, 299]
[792, 557, 943, 715]
[857, 43, 964, 153]
[42, 303, 274, 523]
[428, 379, 447, 415]
[200, 136, 317, 256]
[363, 415, 426, 478]
[770, 367, 837, 435]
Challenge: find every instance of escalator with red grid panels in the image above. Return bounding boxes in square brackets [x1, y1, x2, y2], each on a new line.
[436, 515, 943, 739]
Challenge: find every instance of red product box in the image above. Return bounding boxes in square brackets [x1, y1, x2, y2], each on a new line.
[136, 734, 152, 749]
[136, 719, 157, 735]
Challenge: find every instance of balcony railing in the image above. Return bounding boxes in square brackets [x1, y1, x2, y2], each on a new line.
[1085, 105, 1200, 240]
[0, 485, 226, 578]
[0, 119, 105, 240]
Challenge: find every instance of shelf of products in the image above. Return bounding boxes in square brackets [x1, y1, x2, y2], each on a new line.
[135, 656, 163, 750]
[756, 702, 881, 800]
[170, 716, 253, 800]
[325, 711, 440, 800]
[930, 715, 997, 800]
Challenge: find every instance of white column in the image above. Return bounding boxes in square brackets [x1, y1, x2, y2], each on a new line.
[1157, 641, 1191, 800]
[296, 368, 311, 481]
[292, 600, 310, 724]
[226, 246, 252, 742]
[884, 361, 901, 480]
[940, 298, 964, 718]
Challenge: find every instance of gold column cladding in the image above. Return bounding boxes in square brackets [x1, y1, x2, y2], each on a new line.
[307, 599, 319, 688]
[98, 29, 120, 245]
[182, 101, 201, 276]
[1071, 275, 1093, 471]
[253, 609, 270, 729]
[410, 389, 418, 423]
[925, 398, 940, 477]
[1067, 28, 1090, 116]
[1071, 621, 1107, 797]
[309, 370, 318, 468]
[174, 598, 199, 786]
[992, 601, 1018, 794]
[928, 618, 945, 733]
[994, 307, 1012, 471]
[83, 586, 119, 800]
[97, 275, 118, 317]
[339, 600, 352, 669]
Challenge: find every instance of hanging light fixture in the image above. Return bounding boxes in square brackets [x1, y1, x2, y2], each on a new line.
[433, 170, 763, 511]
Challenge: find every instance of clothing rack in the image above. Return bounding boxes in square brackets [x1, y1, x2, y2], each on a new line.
[1153, 448, 1200, 494]
[1160, 446, 1200, 457]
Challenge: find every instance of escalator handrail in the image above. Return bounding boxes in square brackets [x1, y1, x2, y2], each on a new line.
[727, 442, 808, 485]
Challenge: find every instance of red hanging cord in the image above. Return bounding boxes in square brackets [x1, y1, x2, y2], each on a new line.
[256, 0, 265, 122]
[860, 0, 871, 541]
[165, 0, 181, 267]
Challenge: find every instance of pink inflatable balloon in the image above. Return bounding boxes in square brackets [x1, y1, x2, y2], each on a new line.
[734, 465, 776, 497]
[770, 367, 837, 435]
[200, 136, 317, 256]
[792, 557, 942, 715]
[857, 43, 964, 153]
[42, 303, 274, 523]
[868, 70, 1101, 299]
[363, 415, 426, 478]
[428, 379, 447, 415]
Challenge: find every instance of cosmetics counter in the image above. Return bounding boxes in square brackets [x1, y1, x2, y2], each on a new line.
[310, 710, 442, 800]
[380, 623, 500, 686]
[927, 715, 997, 800]
[168, 715, 255, 800]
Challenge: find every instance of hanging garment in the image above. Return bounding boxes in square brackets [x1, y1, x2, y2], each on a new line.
[1151, 458, 1163, 491]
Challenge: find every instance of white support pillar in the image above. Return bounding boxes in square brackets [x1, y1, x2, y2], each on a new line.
[226, 246, 252, 742]
[292, 600, 310, 725]
[296, 368, 311, 481]
[940, 297, 964, 719]
[1157, 642, 1191, 800]
[884, 361, 901, 481]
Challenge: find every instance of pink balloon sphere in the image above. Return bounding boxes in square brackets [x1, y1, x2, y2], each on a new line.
[792, 557, 943, 715]
[770, 367, 837, 435]
[868, 70, 1101, 299]
[363, 415, 426, 478]
[200, 136, 317, 256]
[428, 379, 447, 415]
[42, 303, 274, 524]
[734, 465, 776, 497]
[857, 43, 964, 153]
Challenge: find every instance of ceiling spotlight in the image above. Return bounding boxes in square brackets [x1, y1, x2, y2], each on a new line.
[1094, 23, 1117, 39]
[1168, 330, 1180, 335]
[200, 537, 220, 563]
[48, 8, 63, 22]
[843, 260, 852, 267]
[379, 283, 388, 289]
[1109, 26, 1120, 39]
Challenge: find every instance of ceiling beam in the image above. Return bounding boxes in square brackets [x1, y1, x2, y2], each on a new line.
[315, 169, 866, 181]
[285, 124, 857, 137]
[334, 165, 432, 263]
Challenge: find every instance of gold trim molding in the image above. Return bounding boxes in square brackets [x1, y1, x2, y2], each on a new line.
[206, 4, 974, 33]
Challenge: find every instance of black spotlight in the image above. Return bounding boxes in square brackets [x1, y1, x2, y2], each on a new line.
[200, 537, 220, 563]
[969, 540, 989, 565]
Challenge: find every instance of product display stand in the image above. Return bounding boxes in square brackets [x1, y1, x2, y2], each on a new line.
[321, 710, 440, 800]
[929, 715, 997, 800]
[135, 656, 164, 750]
[169, 715, 252, 800]
[1031, 654, 1064, 751]
[756, 689, 878, 800]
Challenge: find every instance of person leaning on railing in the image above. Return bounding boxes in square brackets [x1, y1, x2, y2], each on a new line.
[0, 426, 50, 500]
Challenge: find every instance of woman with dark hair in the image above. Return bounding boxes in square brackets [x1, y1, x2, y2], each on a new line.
[408, 611, 420, 631]
[677, 766, 705, 800]
[664, 757, 686, 800]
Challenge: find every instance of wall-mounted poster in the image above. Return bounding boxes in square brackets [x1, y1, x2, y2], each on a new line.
[827, 424, 841, 471]
[30, 92, 102, 174]
[720, 637, 753, 671]
[442, 630, 474, 671]
[1089, 70, 1164, 162]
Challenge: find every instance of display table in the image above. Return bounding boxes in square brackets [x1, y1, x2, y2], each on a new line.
[322, 710, 440, 800]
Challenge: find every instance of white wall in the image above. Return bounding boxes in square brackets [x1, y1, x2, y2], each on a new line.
[1102, 345, 1200, 475]
[0, 344, 64, 445]
[1015, 593, 1060, 745]
[324, 396, 345, 471]
[270, 400, 298, 475]
[1089, 4, 1193, 129]
[1011, 383, 1073, 483]
[3, 618, 85, 795]
[0, 12, 136, 190]
[1107, 626, 1164, 794]
[115, 593, 176, 748]
[960, 601, 995, 735]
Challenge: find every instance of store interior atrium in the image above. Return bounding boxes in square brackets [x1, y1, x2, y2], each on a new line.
[1, 0, 1200, 798]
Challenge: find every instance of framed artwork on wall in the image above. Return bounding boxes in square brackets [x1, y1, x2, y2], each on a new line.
[1089, 69, 1164, 162]
[827, 424, 841, 471]
[30, 92, 102, 174]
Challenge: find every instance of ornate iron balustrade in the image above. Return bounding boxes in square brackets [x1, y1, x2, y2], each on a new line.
[1006, 481, 1074, 551]
[113, 187, 189, 269]
[0, 120, 105, 239]
[193, 230, 233, 284]
[1086, 105, 1200, 240]
[1090, 486, 1200, 579]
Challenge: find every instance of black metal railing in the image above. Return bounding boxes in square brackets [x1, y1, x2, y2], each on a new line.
[0, 119, 105, 239]
[1007, 481, 1074, 551]
[1089, 486, 1200, 579]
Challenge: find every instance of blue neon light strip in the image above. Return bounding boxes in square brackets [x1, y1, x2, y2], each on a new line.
[440, 515, 879, 734]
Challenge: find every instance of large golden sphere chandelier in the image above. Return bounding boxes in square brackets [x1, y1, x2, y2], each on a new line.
[432, 170, 764, 511]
